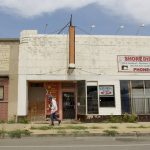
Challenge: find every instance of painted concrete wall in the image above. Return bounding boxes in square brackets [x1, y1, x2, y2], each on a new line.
[18, 30, 150, 116]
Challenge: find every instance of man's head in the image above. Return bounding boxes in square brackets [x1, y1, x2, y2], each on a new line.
[48, 95, 53, 101]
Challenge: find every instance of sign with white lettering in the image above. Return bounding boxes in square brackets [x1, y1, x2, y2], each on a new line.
[118, 55, 150, 73]
[99, 86, 114, 96]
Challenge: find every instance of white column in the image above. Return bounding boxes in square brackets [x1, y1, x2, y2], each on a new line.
[17, 75, 28, 116]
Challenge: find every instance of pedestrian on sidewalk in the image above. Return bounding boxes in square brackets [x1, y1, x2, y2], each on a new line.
[48, 95, 61, 126]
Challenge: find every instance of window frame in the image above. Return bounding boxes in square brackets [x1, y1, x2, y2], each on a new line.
[99, 85, 116, 107]
[0, 86, 4, 100]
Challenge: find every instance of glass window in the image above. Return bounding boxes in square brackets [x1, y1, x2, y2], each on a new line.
[132, 80, 144, 89]
[77, 81, 86, 115]
[145, 81, 150, 88]
[99, 85, 115, 107]
[0, 86, 4, 100]
[120, 81, 131, 113]
[87, 86, 98, 114]
[120, 80, 150, 115]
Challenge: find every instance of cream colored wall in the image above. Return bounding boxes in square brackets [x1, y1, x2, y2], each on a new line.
[0, 44, 10, 73]
[8, 44, 19, 120]
[18, 30, 150, 116]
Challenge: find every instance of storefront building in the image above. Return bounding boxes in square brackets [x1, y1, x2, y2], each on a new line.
[16, 30, 150, 121]
[0, 39, 19, 121]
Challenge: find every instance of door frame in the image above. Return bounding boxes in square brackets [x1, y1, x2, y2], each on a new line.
[61, 89, 77, 120]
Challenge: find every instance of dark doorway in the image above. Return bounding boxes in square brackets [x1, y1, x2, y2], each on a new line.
[62, 92, 75, 119]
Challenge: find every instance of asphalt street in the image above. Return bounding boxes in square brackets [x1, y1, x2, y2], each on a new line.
[0, 136, 150, 150]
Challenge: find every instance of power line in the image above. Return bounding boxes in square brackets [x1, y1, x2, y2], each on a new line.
[57, 22, 70, 34]
[76, 26, 91, 35]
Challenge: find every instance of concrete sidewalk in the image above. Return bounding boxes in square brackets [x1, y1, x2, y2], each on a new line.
[1, 122, 150, 137]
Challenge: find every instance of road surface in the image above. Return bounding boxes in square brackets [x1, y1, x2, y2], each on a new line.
[0, 136, 150, 150]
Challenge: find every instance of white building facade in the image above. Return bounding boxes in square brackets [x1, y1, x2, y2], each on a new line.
[17, 30, 150, 121]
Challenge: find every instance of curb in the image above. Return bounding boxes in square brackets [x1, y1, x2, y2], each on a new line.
[30, 132, 150, 137]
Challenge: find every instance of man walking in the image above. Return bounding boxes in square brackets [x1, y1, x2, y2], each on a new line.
[48, 96, 61, 126]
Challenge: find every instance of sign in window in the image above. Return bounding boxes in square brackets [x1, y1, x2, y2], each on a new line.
[99, 85, 115, 107]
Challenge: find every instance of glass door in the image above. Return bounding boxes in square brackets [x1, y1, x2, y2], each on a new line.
[62, 92, 75, 119]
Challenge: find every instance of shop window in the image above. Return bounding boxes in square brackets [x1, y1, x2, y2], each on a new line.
[120, 80, 150, 114]
[0, 86, 4, 100]
[120, 81, 131, 113]
[99, 85, 115, 107]
[77, 81, 86, 115]
[132, 80, 144, 89]
[87, 86, 98, 114]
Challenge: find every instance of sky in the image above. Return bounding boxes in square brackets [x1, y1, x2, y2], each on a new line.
[0, 0, 150, 38]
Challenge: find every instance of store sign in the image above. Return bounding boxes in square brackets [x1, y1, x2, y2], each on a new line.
[99, 86, 114, 96]
[118, 55, 150, 73]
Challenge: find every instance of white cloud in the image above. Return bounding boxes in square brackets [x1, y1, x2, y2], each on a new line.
[0, 0, 149, 24]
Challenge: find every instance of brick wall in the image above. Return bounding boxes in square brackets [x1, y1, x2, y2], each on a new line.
[0, 78, 8, 121]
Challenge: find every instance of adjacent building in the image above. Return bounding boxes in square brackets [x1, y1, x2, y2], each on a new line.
[0, 39, 19, 121]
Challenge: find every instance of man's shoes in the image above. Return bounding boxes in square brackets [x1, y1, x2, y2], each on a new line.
[50, 122, 54, 126]
[58, 120, 61, 125]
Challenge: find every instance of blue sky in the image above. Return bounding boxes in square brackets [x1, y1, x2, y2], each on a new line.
[0, 0, 150, 38]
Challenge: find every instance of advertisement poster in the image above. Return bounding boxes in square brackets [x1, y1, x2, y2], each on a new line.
[99, 85, 114, 96]
[118, 55, 150, 73]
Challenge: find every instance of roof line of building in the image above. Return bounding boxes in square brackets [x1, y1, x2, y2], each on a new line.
[0, 38, 19, 42]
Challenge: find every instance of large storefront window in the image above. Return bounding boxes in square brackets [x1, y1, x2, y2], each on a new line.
[131, 81, 145, 114]
[99, 85, 115, 107]
[120, 80, 150, 114]
[87, 86, 98, 114]
[145, 81, 150, 114]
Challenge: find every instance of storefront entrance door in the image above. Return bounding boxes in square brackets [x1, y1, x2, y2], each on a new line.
[62, 92, 75, 119]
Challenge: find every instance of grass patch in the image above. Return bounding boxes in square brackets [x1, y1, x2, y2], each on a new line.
[7, 129, 31, 138]
[30, 125, 88, 131]
[127, 125, 150, 129]
[90, 126, 102, 129]
[0, 120, 5, 124]
[0, 129, 6, 138]
[103, 130, 118, 136]
[7, 119, 16, 124]
[31, 126, 51, 130]
[109, 126, 118, 129]
[57, 130, 67, 134]
[17, 118, 29, 124]
[65, 125, 88, 130]
[105, 113, 138, 123]
[72, 130, 90, 135]
[30, 126, 65, 130]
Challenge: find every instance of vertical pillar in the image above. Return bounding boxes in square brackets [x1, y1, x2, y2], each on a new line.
[69, 25, 75, 68]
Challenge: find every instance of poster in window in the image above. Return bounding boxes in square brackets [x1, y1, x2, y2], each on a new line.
[99, 86, 114, 96]
[0, 87, 4, 99]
